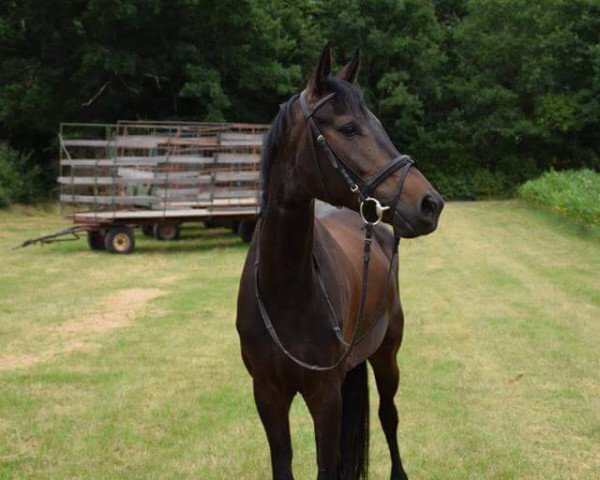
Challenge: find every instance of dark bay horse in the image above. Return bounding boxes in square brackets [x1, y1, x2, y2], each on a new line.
[236, 46, 443, 480]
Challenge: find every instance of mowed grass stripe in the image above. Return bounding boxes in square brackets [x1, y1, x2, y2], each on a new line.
[0, 201, 598, 479]
[397, 202, 599, 479]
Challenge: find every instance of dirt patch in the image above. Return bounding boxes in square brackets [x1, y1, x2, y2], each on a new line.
[0, 288, 164, 371]
[56, 288, 164, 334]
[155, 274, 180, 285]
[505, 372, 526, 385]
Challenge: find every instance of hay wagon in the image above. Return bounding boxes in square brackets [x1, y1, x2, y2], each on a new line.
[25, 120, 267, 254]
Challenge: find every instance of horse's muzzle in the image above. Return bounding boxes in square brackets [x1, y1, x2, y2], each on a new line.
[392, 190, 444, 238]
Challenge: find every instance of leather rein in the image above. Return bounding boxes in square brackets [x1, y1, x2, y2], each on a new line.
[254, 90, 414, 371]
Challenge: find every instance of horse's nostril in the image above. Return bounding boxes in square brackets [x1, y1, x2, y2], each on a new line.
[420, 194, 439, 219]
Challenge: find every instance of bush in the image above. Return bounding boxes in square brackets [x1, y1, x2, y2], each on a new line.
[430, 168, 516, 200]
[0, 143, 40, 208]
[519, 169, 600, 224]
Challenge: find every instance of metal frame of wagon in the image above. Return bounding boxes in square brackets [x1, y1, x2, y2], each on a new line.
[22, 120, 269, 253]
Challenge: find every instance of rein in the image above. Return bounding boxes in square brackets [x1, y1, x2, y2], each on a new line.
[254, 90, 414, 371]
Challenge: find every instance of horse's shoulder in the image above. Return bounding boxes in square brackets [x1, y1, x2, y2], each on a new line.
[315, 202, 395, 260]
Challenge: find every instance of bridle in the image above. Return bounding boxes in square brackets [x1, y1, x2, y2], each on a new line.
[254, 89, 415, 371]
[299, 89, 414, 226]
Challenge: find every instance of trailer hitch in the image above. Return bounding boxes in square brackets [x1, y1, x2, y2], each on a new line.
[16, 226, 87, 249]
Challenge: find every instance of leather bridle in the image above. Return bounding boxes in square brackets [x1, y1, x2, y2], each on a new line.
[299, 89, 414, 226]
[254, 89, 414, 371]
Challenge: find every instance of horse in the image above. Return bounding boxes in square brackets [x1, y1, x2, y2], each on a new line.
[236, 45, 444, 480]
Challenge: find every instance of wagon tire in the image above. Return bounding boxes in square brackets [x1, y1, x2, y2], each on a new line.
[153, 222, 180, 241]
[238, 220, 256, 244]
[141, 224, 154, 237]
[104, 226, 135, 254]
[87, 231, 105, 251]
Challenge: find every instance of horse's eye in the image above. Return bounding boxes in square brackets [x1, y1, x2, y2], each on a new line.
[340, 123, 360, 137]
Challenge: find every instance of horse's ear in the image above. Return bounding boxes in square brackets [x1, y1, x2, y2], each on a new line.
[337, 48, 360, 84]
[307, 43, 332, 97]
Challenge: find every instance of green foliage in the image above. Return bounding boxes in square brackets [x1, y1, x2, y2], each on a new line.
[0, 0, 598, 200]
[519, 169, 600, 224]
[431, 168, 513, 200]
[0, 143, 40, 207]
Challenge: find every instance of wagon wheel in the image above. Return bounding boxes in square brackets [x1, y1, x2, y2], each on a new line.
[141, 224, 154, 237]
[153, 222, 180, 241]
[104, 226, 135, 254]
[87, 231, 105, 251]
[238, 220, 256, 244]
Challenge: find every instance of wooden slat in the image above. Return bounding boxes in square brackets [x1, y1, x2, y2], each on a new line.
[210, 206, 259, 215]
[220, 133, 264, 141]
[153, 188, 202, 197]
[157, 198, 259, 208]
[62, 139, 111, 148]
[60, 155, 216, 167]
[63, 134, 265, 149]
[157, 137, 218, 147]
[214, 171, 260, 182]
[60, 195, 154, 205]
[58, 175, 212, 186]
[152, 188, 260, 199]
[74, 209, 210, 220]
[61, 159, 128, 167]
[115, 135, 170, 148]
[220, 132, 264, 146]
[117, 169, 211, 181]
[213, 197, 258, 206]
[215, 153, 260, 164]
[71, 207, 258, 221]
[59, 176, 115, 185]
[61, 194, 260, 209]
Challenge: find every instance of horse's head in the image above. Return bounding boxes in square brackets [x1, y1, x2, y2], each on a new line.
[295, 45, 443, 238]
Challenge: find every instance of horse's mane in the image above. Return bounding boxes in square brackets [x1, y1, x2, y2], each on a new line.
[260, 93, 299, 212]
[260, 77, 367, 213]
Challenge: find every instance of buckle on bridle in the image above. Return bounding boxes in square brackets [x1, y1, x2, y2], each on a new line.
[360, 197, 390, 225]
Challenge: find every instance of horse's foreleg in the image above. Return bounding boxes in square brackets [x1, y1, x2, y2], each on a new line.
[253, 378, 295, 480]
[303, 382, 342, 480]
[369, 352, 409, 480]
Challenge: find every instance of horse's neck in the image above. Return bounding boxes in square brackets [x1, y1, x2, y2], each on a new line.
[258, 197, 316, 297]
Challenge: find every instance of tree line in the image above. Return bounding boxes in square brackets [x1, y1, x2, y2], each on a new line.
[1, 0, 598, 201]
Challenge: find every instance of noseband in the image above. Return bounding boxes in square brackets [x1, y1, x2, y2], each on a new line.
[299, 90, 414, 225]
[254, 90, 414, 371]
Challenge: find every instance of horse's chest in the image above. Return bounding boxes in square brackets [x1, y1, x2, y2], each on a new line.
[240, 297, 346, 374]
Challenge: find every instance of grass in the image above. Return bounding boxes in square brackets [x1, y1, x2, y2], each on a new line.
[519, 169, 600, 225]
[0, 201, 598, 479]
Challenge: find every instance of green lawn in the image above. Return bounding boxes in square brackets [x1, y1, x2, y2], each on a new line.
[0, 202, 598, 479]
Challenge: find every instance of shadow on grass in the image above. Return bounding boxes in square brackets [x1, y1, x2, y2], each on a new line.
[135, 226, 249, 254]
[134, 236, 247, 254]
[14, 227, 250, 256]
